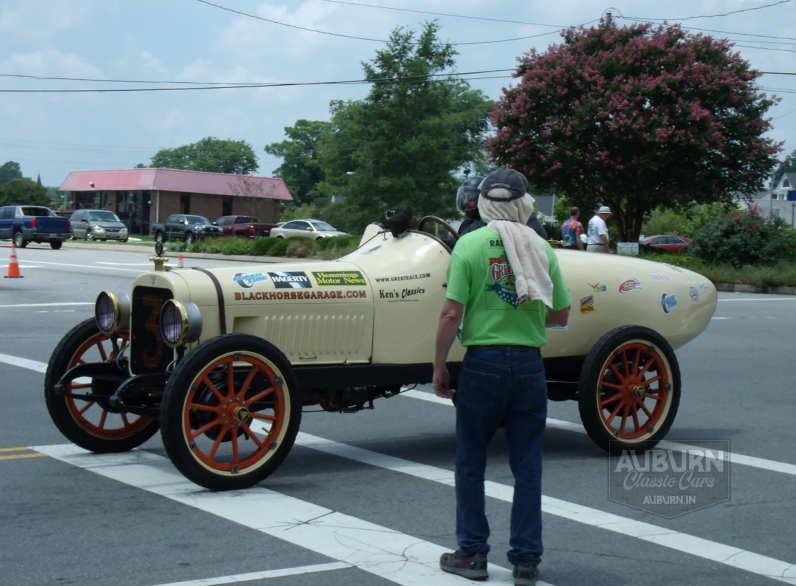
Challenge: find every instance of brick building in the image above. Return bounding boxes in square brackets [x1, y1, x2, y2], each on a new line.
[59, 168, 292, 236]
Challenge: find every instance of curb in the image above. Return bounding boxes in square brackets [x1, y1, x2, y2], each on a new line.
[713, 283, 796, 296]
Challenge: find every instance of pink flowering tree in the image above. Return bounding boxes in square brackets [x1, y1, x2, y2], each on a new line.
[487, 21, 782, 241]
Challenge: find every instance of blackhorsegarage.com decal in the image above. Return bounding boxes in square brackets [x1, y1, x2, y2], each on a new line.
[234, 290, 367, 301]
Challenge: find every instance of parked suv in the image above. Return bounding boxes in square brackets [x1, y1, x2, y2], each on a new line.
[70, 210, 129, 242]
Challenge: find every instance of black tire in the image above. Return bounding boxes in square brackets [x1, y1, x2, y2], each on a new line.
[276, 235, 284, 239]
[50, 240, 63, 250]
[577, 326, 680, 454]
[160, 334, 302, 491]
[44, 318, 160, 453]
[12, 231, 26, 248]
[155, 231, 164, 244]
[185, 232, 195, 245]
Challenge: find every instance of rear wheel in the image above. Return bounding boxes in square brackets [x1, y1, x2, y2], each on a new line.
[578, 326, 680, 454]
[160, 334, 301, 491]
[50, 240, 63, 250]
[44, 319, 159, 452]
[13, 231, 26, 248]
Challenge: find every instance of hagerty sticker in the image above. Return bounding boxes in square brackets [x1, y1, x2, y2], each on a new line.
[312, 271, 367, 286]
[268, 271, 312, 289]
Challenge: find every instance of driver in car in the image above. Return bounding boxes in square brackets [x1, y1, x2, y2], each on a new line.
[433, 168, 571, 586]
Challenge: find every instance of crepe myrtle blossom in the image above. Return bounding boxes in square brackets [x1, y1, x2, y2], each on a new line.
[487, 20, 782, 242]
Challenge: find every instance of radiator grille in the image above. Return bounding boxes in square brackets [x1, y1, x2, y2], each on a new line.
[130, 286, 173, 374]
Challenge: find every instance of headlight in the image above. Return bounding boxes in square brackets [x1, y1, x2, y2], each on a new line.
[95, 291, 131, 336]
[93, 225, 105, 232]
[119, 227, 128, 233]
[195, 225, 204, 231]
[160, 300, 203, 348]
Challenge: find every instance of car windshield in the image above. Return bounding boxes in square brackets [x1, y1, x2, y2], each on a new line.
[88, 211, 121, 222]
[310, 221, 337, 231]
[20, 207, 53, 217]
[185, 216, 210, 225]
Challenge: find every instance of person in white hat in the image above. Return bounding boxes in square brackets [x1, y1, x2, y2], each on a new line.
[586, 206, 613, 253]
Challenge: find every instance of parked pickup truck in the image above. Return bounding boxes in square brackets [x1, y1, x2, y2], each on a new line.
[215, 215, 278, 238]
[151, 214, 223, 245]
[0, 205, 72, 249]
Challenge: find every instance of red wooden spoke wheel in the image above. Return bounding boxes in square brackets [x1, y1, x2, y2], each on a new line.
[44, 318, 159, 453]
[578, 326, 680, 454]
[160, 335, 301, 491]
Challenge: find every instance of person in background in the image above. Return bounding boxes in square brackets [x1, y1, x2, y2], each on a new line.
[586, 206, 613, 253]
[560, 207, 584, 250]
[433, 168, 571, 586]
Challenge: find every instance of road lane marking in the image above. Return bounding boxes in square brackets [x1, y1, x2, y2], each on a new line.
[711, 317, 731, 320]
[719, 298, 796, 302]
[6, 260, 145, 273]
[0, 302, 93, 308]
[0, 353, 47, 373]
[401, 390, 796, 477]
[31, 444, 526, 586]
[0, 453, 48, 461]
[0, 447, 33, 452]
[149, 562, 352, 586]
[3, 352, 794, 478]
[95, 262, 158, 266]
[290, 430, 796, 585]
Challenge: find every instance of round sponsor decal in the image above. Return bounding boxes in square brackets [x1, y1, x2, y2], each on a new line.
[233, 272, 268, 289]
[619, 278, 643, 293]
[689, 285, 699, 302]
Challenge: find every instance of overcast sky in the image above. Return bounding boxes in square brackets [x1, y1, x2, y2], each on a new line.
[1, 0, 794, 188]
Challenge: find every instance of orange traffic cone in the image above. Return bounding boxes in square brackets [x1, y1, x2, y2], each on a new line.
[5, 244, 23, 278]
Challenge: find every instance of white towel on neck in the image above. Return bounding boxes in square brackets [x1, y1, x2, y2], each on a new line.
[478, 189, 554, 308]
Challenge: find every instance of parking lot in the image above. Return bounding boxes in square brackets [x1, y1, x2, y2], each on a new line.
[1, 244, 794, 586]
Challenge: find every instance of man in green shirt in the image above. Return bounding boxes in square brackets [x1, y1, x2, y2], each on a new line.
[433, 169, 571, 585]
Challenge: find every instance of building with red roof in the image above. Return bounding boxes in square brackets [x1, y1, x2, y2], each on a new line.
[59, 168, 292, 236]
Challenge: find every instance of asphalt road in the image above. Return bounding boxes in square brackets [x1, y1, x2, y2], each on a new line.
[0, 245, 794, 586]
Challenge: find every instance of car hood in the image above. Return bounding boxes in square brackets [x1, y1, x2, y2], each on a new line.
[90, 221, 126, 228]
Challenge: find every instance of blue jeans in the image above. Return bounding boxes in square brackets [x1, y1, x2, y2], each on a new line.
[455, 346, 547, 566]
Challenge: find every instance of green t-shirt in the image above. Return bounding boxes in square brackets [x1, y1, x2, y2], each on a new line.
[446, 226, 572, 348]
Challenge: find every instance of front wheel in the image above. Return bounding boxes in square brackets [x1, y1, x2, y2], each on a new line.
[13, 231, 26, 248]
[160, 334, 302, 491]
[86, 232, 94, 241]
[185, 232, 195, 245]
[155, 231, 164, 244]
[44, 318, 159, 452]
[578, 326, 680, 454]
[50, 240, 63, 250]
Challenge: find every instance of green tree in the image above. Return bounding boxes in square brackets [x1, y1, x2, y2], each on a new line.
[264, 120, 332, 206]
[150, 137, 258, 175]
[488, 21, 781, 242]
[0, 161, 23, 186]
[315, 22, 492, 233]
[772, 149, 795, 188]
[0, 179, 51, 207]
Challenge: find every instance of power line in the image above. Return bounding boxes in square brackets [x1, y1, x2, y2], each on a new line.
[735, 45, 796, 54]
[318, 0, 569, 28]
[194, 0, 591, 46]
[621, 0, 791, 22]
[0, 68, 515, 93]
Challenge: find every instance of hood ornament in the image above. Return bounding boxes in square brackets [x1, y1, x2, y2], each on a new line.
[149, 241, 170, 272]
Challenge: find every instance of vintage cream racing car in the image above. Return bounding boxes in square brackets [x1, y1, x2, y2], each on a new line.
[44, 217, 717, 491]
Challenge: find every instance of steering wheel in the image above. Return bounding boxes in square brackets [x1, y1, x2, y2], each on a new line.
[417, 216, 460, 241]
